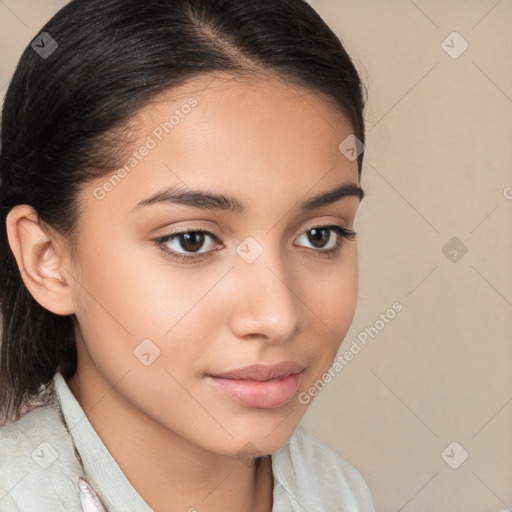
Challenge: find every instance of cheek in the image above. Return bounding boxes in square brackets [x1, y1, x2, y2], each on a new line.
[298, 246, 358, 373]
[74, 233, 198, 330]
[302, 245, 358, 334]
[71, 236, 222, 374]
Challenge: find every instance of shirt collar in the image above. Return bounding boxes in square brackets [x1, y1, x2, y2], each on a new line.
[53, 371, 154, 511]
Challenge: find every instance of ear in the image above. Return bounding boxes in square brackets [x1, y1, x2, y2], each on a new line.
[5, 204, 76, 315]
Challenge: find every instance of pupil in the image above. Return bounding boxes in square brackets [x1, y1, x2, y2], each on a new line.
[308, 228, 329, 248]
[182, 232, 204, 252]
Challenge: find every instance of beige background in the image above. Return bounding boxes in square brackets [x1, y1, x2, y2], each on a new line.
[1, 1, 511, 511]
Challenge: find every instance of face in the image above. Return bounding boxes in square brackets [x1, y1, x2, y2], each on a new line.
[66, 72, 363, 457]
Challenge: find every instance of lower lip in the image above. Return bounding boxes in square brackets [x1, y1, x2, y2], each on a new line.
[206, 372, 303, 409]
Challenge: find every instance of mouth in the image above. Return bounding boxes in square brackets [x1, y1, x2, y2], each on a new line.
[206, 361, 306, 409]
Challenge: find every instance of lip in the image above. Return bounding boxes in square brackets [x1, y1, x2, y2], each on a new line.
[206, 361, 306, 409]
[209, 361, 306, 381]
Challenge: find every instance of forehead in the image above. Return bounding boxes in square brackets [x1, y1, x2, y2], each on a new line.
[137, 71, 354, 154]
[81, 72, 359, 219]
[137, 74, 353, 166]
[145, 71, 345, 118]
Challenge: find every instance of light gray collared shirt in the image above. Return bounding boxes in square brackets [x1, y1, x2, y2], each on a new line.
[0, 372, 375, 511]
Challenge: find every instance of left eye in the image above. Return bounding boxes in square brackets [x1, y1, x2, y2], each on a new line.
[296, 225, 345, 250]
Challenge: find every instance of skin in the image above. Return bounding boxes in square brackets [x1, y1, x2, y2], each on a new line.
[6, 71, 363, 512]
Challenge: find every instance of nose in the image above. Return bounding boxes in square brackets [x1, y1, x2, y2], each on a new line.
[227, 245, 302, 343]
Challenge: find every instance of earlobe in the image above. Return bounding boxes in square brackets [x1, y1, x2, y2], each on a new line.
[5, 204, 76, 316]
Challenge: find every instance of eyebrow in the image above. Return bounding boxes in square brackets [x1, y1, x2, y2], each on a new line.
[131, 181, 365, 214]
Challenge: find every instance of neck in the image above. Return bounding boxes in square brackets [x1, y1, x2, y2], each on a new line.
[66, 365, 274, 512]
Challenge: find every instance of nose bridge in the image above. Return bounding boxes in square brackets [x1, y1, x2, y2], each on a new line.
[228, 236, 301, 340]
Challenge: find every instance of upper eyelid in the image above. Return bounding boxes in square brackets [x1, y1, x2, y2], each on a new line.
[158, 223, 354, 248]
[160, 222, 352, 240]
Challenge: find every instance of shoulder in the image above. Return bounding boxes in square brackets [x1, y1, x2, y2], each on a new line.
[0, 401, 84, 512]
[272, 424, 375, 511]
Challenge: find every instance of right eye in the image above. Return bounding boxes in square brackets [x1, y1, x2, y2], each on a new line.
[154, 229, 222, 263]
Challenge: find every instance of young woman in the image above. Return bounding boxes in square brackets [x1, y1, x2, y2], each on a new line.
[0, 0, 375, 510]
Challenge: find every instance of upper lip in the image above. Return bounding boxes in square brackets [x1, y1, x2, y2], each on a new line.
[209, 361, 306, 382]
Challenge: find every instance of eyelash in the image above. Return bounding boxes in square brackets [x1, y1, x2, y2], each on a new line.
[154, 224, 357, 264]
